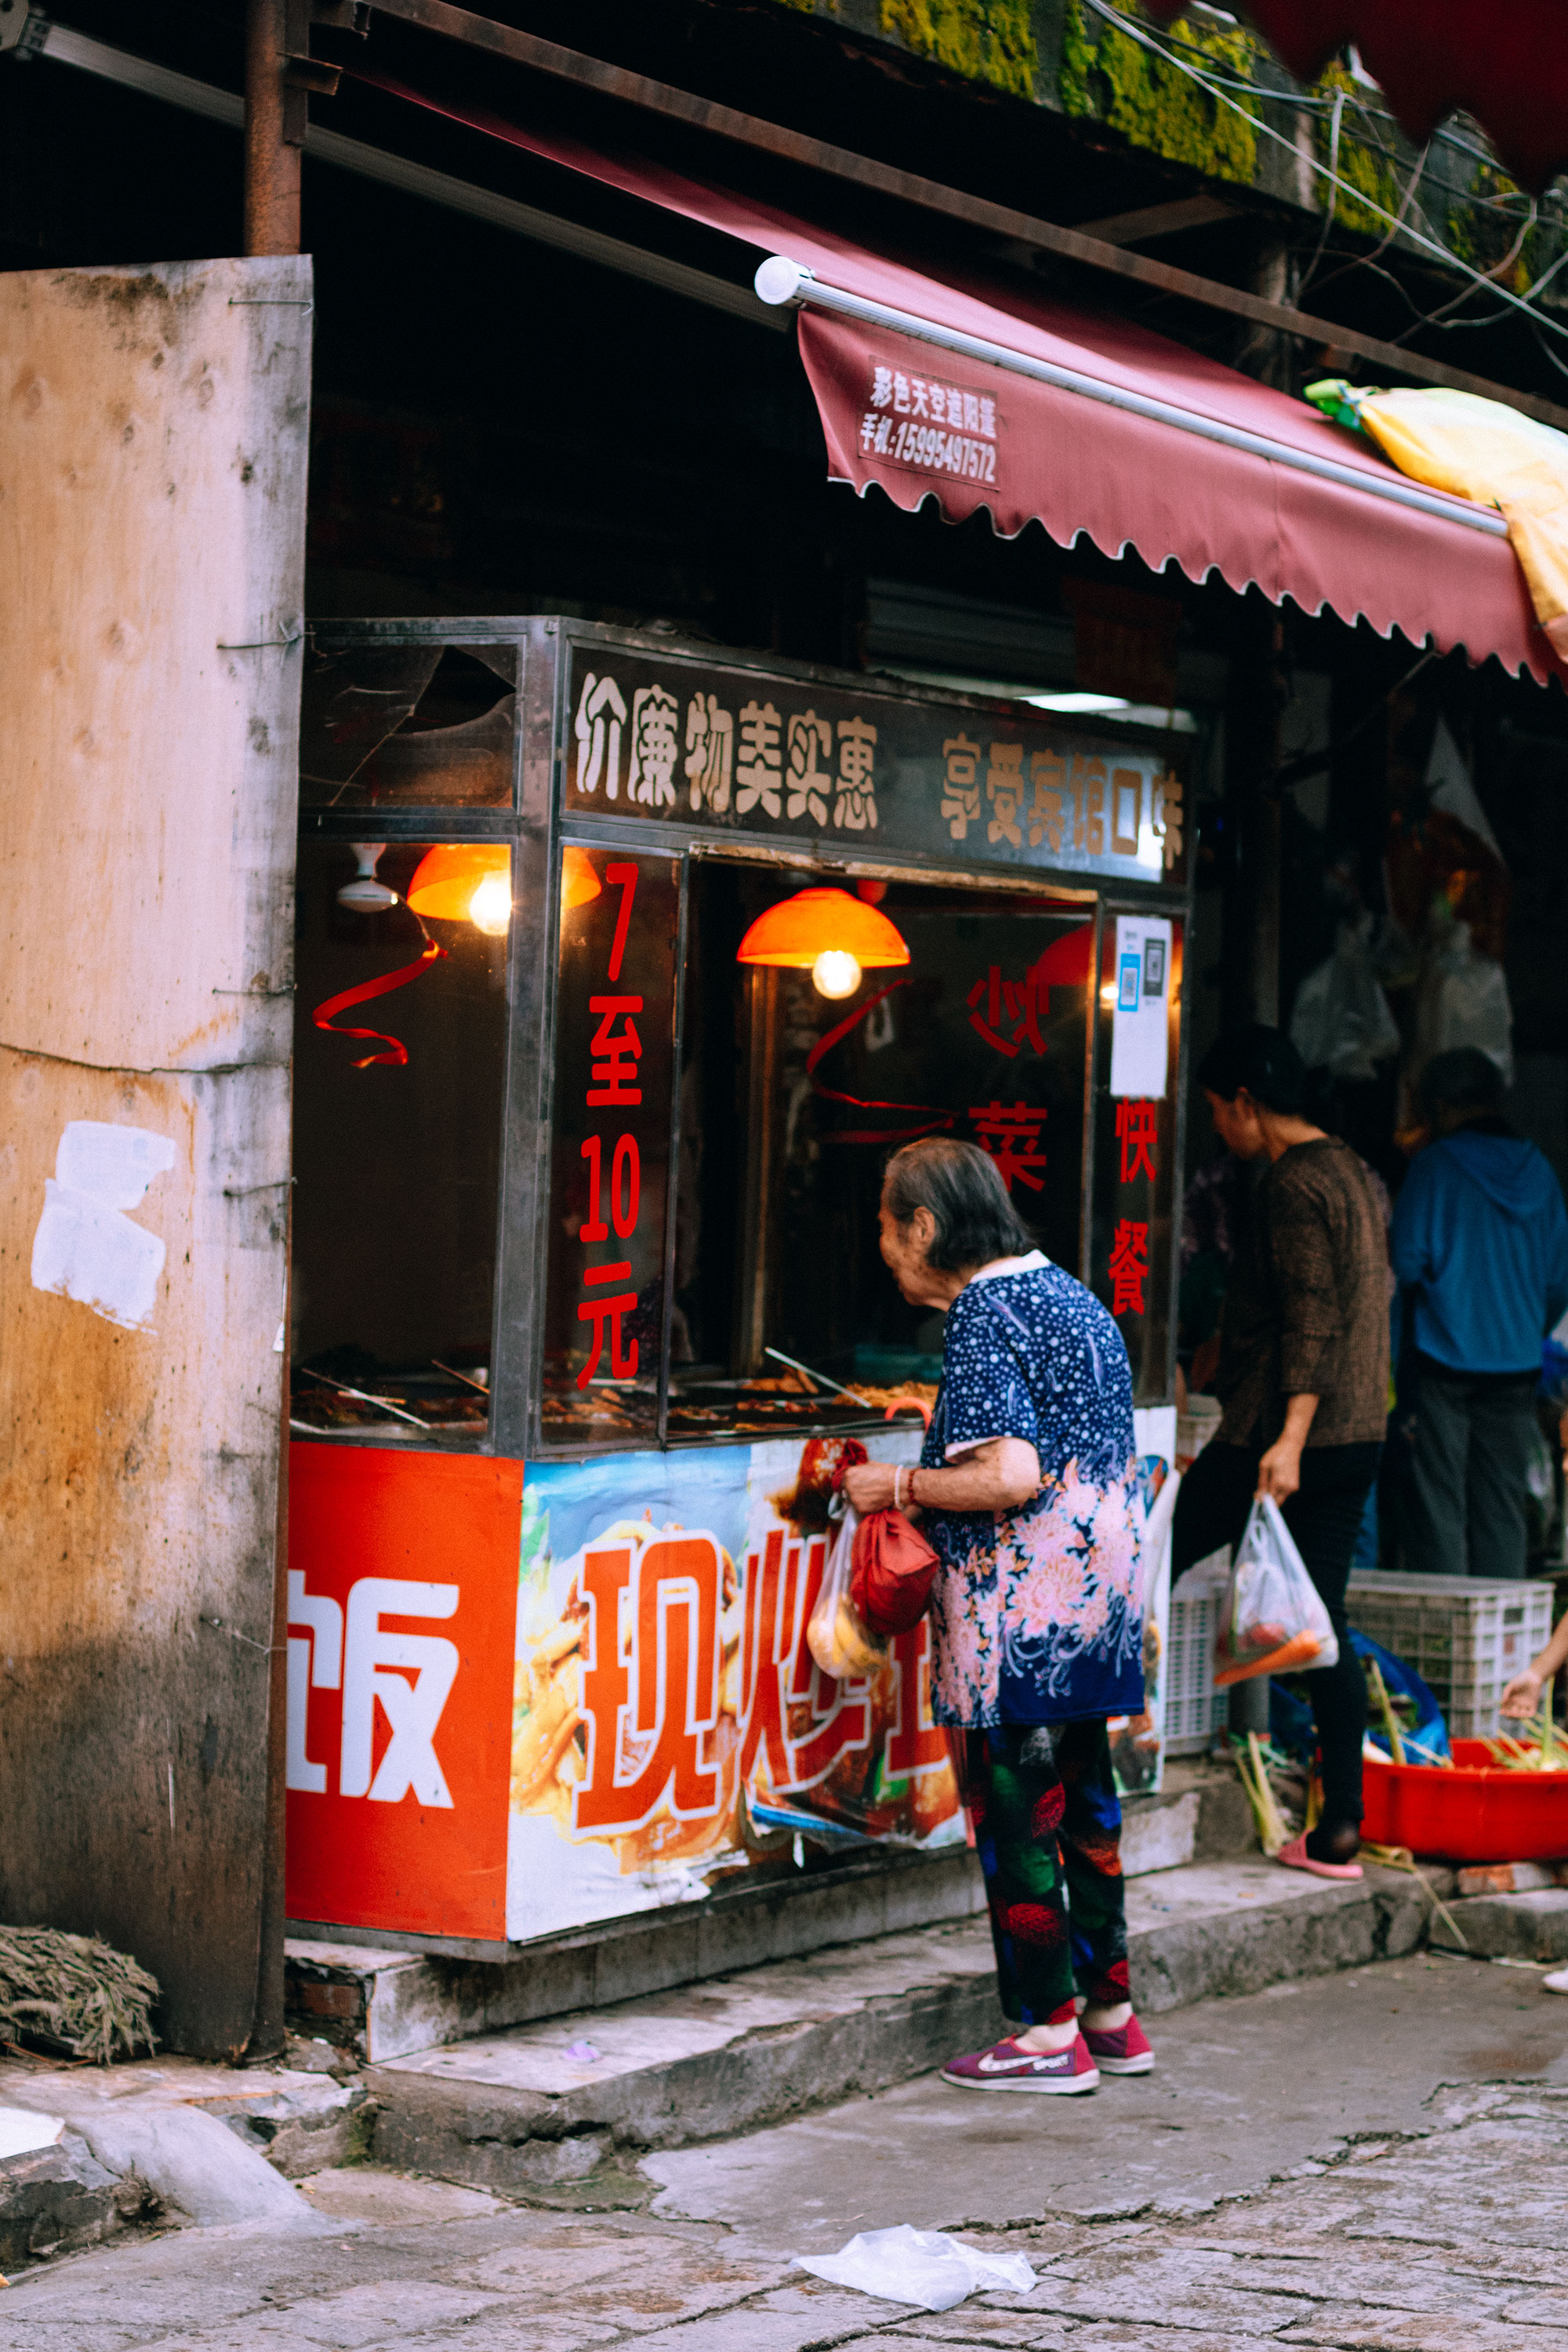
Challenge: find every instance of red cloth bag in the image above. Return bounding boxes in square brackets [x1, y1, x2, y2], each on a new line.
[851, 1508, 940, 1635]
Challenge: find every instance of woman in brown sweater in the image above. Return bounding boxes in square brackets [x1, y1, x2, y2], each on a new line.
[1173, 1026, 1389, 1877]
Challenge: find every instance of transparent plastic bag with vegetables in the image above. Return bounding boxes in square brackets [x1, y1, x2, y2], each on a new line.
[807, 1500, 890, 1679]
[1214, 1495, 1339, 1686]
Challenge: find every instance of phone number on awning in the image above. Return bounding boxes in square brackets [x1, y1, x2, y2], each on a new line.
[858, 412, 998, 483]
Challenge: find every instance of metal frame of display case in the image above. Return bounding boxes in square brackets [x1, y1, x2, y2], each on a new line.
[298, 615, 1194, 1462]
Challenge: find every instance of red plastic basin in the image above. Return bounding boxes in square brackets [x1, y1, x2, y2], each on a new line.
[1362, 1738, 1568, 1863]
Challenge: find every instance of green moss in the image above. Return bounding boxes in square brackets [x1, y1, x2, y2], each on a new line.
[879, 0, 1038, 96]
[1446, 160, 1544, 292]
[1059, 0, 1096, 117]
[1058, 0, 1258, 184]
[1312, 63, 1399, 238]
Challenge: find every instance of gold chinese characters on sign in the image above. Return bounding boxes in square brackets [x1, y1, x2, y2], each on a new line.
[567, 662, 1185, 880]
[575, 670, 882, 833]
[942, 733, 1181, 872]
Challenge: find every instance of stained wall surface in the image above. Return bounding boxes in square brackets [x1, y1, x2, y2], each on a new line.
[0, 256, 310, 2056]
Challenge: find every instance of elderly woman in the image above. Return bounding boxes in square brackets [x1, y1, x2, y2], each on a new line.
[844, 1138, 1150, 2096]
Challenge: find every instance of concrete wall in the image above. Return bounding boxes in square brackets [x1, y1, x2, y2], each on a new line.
[0, 256, 310, 2056]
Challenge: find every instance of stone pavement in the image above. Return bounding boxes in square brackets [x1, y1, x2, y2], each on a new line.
[0, 1953, 1563, 2349]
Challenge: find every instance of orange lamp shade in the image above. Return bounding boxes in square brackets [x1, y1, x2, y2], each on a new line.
[561, 845, 603, 909]
[406, 844, 511, 931]
[735, 887, 909, 969]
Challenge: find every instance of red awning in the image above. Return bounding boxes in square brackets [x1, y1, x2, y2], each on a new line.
[359, 67, 1559, 688]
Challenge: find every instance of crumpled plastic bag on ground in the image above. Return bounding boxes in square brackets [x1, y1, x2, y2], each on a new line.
[793, 2223, 1037, 2311]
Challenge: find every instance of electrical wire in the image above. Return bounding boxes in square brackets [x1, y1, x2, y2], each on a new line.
[1304, 140, 1434, 304]
[1296, 83, 1345, 299]
[1104, 3, 1564, 218]
[1529, 321, 1568, 383]
[1078, 0, 1568, 348]
[1123, 5, 1568, 253]
[1386, 199, 1539, 343]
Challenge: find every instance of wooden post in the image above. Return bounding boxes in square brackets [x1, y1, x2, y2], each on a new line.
[245, 0, 302, 258]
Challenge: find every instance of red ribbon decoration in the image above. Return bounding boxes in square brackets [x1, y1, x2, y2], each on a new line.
[313, 921, 448, 1067]
[804, 977, 956, 1145]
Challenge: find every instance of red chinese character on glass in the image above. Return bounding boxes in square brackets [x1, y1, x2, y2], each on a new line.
[577, 1260, 638, 1387]
[969, 1100, 1047, 1192]
[586, 996, 643, 1105]
[1115, 1099, 1160, 1183]
[966, 967, 1046, 1059]
[1108, 1219, 1149, 1317]
[579, 1134, 640, 1242]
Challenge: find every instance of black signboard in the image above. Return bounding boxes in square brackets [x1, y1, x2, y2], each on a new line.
[562, 648, 1186, 889]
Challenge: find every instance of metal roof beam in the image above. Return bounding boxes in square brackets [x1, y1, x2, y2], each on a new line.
[366, 0, 1568, 434]
[35, 22, 786, 332]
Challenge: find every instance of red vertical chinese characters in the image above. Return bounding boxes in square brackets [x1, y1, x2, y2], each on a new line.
[577, 863, 643, 1388]
[543, 848, 678, 1440]
[1109, 1100, 1159, 1313]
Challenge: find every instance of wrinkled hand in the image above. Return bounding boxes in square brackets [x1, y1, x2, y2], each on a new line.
[1256, 1438, 1302, 1504]
[841, 1462, 898, 1515]
[1501, 1668, 1545, 1722]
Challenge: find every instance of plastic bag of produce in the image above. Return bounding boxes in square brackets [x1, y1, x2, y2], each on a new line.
[1214, 1496, 1338, 1686]
[807, 1503, 889, 1679]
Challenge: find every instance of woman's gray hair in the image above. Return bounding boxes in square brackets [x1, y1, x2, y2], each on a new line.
[883, 1138, 1035, 1273]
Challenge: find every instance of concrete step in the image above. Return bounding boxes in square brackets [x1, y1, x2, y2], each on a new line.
[285, 1768, 1257, 2065]
[1443, 1886, 1568, 1962]
[287, 1841, 987, 2064]
[361, 1856, 1446, 2194]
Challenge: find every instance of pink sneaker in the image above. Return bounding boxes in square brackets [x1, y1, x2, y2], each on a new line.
[1080, 2012, 1154, 2074]
[941, 2032, 1099, 2095]
[1276, 1831, 1363, 1882]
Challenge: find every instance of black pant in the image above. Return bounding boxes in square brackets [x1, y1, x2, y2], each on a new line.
[1394, 1357, 1539, 1581]
[1172, 1440, 1381, 1831]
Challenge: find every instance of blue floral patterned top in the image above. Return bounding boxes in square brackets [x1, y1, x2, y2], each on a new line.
[920, 1253, 1143, 1726]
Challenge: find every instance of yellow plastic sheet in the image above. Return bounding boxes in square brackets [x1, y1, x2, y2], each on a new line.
[1306, 381, 1568, 659]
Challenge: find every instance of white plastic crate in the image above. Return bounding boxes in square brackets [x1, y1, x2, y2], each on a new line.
[1164, 1550, 1230, 1755]
[1346, 1573, 1555, 1741]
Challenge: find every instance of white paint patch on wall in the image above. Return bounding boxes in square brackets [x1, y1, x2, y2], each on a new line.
[31, 1120, 176, 1331]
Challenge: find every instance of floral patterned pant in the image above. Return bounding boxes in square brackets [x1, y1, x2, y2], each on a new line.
[956, 1719, 1130, 2027]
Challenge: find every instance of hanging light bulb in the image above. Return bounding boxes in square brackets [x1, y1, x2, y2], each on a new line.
[561, 845, 603, 909]
[407, 844, 512, 931]
[468, 873, 513, 935]
[736, 887, 909, 989]
[811, 949, 862, 999]
[336, 842, 399, 913]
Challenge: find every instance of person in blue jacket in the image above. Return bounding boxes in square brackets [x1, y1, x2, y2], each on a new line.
[1392, 1047, 1568, 1579]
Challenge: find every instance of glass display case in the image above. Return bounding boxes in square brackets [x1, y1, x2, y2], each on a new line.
[292, 618, 1189, 1456]
[285, 618, 1192, 1952]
